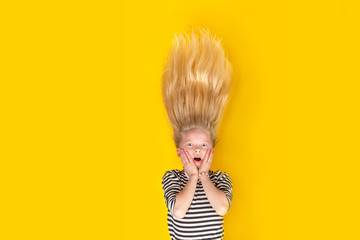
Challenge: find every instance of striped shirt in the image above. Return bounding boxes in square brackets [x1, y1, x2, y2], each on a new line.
[162, 169, 233, 240]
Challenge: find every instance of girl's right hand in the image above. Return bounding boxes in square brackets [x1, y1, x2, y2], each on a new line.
[179, 149, 199, 178]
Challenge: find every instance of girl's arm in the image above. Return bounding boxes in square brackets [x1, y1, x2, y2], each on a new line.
[200, 174, 229, 216]
[173, 175, 198, 219]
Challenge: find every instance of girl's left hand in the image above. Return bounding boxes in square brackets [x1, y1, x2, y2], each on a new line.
[199, 148, 214, 173]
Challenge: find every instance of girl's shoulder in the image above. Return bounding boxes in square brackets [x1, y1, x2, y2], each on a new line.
[162, 169, 182, 180]
[211, 169, 224, 175]
[211, 169, 231, 179]
[164, 168, 181, 174]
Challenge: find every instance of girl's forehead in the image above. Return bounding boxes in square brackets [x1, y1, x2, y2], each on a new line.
[183, 137, 210, 142]
[183, 131, 211, 142]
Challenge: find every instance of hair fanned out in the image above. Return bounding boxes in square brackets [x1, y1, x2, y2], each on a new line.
[161, 27, 234, 148]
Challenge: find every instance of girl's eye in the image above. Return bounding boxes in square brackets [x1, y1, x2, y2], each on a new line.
[202, 144, 207, 147]
[187, 143, 192, 146]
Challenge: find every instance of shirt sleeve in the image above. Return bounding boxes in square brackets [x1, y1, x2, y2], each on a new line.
[216, 172, 233, 213]
[162, 170, 181, 217]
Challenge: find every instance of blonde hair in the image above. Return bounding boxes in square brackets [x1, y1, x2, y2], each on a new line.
[161, 27, 234, 148]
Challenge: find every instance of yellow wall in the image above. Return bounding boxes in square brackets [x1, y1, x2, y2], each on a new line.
[1, 0, 359, 239]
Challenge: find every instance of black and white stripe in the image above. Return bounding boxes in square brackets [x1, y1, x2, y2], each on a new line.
[162, 169, 233, 240]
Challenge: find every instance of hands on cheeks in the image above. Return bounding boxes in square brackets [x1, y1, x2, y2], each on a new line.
[179, 148, 215, 179]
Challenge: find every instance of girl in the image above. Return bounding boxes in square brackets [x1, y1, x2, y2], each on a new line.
[161, 27, 234, 240]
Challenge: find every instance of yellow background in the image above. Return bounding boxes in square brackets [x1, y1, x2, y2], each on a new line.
[1, 0, 359, 239]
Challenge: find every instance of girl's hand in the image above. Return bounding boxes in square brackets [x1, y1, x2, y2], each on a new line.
[179, 149, 199, 178]
[199, 148, 214, 174]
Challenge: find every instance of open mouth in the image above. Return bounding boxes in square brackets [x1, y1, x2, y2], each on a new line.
[194, 157, 202, 162]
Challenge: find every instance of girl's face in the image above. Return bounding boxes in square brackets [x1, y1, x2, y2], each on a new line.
[176, 128, 213, 168]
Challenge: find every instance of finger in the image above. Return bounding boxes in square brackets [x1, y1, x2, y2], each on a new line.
[180, 156, 186, 167]
[198, 150, 209, 169]
[206, 148, 213, 163]
[208, 148, 214, 163]
[179, 149, 186, 165]
[182, 149, 190, 164]
[204, 148, 210, 163]
[184, 150, 192, 163]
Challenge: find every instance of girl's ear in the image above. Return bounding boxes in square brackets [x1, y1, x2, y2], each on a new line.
[176, 148, 181, 157]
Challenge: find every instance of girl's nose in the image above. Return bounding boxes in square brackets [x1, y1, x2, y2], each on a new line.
[194, 149, 201, 154]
